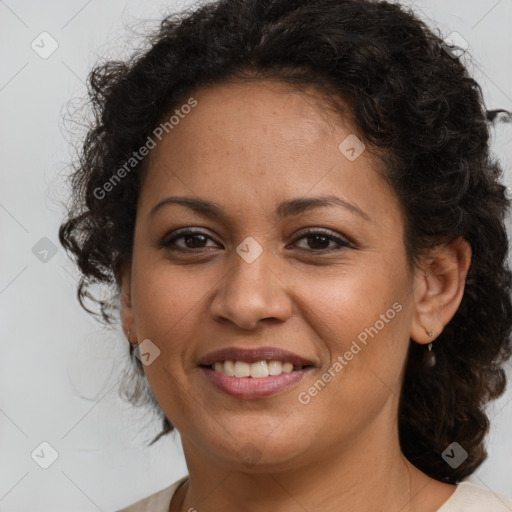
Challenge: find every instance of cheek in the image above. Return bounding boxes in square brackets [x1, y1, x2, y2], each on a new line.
[288, 257, 408, 343]
[131, 258, 217, 344]
[294, 283, 410, 440]
[292, 263, 412, 398]
[130, 262, 210, 427]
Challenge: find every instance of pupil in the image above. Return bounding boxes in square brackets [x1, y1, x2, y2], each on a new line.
[186, 234, 206, 248]
[308, 234, 329, 249]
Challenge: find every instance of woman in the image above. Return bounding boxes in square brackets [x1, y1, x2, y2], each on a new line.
[58, 0, 512, 510]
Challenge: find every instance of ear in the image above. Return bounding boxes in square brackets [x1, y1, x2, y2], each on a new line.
[410, 236, 472, 345]
[117, 262, 138, 345]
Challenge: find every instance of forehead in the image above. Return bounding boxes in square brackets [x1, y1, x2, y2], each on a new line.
[158, 79, 351, 157]
[139, 79, 400, 229]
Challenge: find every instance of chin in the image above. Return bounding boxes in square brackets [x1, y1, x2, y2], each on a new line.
[206, 430, 313, 472]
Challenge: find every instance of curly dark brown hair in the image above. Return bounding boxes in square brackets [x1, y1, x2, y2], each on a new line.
[58, 0, 512, 484]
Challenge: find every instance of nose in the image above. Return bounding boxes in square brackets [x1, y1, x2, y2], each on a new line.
[209, 247, 293, 330]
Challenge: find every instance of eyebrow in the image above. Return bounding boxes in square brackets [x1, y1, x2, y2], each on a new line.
[148, 195, 371, 222]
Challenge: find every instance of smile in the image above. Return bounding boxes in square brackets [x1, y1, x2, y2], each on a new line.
[200, 364, 314, 399]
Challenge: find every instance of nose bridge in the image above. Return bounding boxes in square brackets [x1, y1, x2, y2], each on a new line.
[210, 239, 292, 328]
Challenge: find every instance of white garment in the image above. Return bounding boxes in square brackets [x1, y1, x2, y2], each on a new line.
[116, 476, 512, 511]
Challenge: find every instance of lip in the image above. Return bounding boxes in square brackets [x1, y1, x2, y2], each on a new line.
[197, 346, 317, 367]
[200, 366, 315, 399]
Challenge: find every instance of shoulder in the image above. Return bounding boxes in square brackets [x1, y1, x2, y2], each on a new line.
[114, 475, 512, 512]
[115, 475, 189, 512]
[438, 479, 512, 512]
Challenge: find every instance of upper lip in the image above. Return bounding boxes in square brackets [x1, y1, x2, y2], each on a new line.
[198, 346, 317, 367]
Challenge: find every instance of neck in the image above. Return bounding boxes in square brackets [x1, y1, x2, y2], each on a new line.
[172, 412, 443, 512]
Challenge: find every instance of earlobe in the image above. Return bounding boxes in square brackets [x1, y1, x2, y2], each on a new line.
[410, 236, 472, 345]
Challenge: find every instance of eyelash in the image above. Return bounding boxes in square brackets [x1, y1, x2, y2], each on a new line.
[160, 228, 353, 254]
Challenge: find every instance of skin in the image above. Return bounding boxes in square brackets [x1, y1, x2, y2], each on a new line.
[119, 80, 472, 512]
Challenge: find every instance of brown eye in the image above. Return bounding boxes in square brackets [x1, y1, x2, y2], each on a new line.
[160, 229, 220, 251]
[290, 229, 352, 252]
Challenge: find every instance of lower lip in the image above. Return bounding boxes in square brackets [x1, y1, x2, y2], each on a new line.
[200, 366, 314, 399]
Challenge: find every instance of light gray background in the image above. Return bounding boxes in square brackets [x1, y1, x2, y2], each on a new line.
[1, 1, 511, 510]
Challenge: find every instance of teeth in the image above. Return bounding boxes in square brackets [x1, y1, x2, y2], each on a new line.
[234, 361, 251, 377]
[282, 362, 294, 373]
[211, 360, 299, 377]
[268, 360, 282, 375]
[250, 361, 269, 378]
[224, 360, 235, 376]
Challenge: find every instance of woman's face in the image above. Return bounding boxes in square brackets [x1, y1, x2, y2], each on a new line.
[122, 80, 421, 471]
